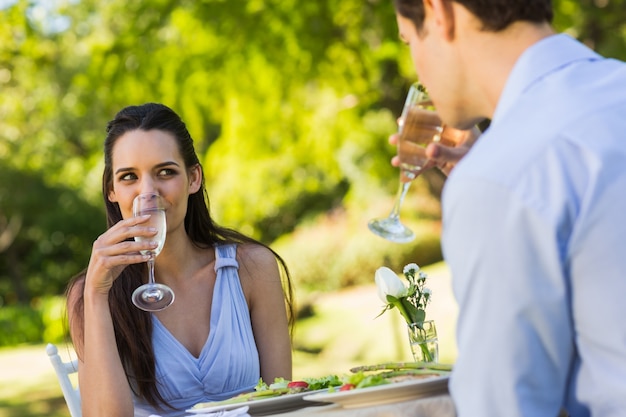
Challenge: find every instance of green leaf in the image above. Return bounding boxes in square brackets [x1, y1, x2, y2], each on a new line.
[414, 309, 426, 324]
[403, 300, 425, 324]
[374, 304, 393, 319]
[388, 298, 412, 325]
[386, 294, 399, 304]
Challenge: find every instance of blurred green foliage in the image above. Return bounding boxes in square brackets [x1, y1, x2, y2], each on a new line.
[0, 296, 66, 346]
[0, 165, 104, 307]
[0, 0, 625, 347]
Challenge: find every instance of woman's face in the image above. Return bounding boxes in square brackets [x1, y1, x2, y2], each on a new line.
[107, 129, 201, 233]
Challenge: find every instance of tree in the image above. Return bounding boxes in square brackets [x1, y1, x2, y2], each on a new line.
[0, 163, 104, 304]
[0, 0, 624, 305]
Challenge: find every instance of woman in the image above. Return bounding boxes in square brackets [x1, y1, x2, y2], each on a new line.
[67, 103, 294, 417]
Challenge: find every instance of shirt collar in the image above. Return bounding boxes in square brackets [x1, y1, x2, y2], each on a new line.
[493, 34, 602, 122]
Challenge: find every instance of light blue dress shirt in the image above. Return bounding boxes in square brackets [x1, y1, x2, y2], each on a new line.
[442, 34, 626, 417]
[134, 244, 260, 417]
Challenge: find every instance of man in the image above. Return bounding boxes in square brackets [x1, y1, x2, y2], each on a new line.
[392, 1, 626, 416]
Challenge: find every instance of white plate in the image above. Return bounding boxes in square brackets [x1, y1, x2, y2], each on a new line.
[186, 389, 329, 416]
[302, 375, 449, 409]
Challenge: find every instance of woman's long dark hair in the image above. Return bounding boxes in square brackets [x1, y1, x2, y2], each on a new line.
[67, 103, 295, 410]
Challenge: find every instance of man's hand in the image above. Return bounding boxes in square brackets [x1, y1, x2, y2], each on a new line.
[391, 125, 480, 180]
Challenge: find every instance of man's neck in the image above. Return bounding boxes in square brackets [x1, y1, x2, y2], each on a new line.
[458, 16, 555, 118]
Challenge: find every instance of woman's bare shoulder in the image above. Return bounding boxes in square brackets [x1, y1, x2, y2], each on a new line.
[236, 241, 273, 257]
[235, 243, 280, 282]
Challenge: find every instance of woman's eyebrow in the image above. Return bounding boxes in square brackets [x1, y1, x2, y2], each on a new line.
[115, 166, 135, 175]
[155, 161, 181, 169]
[114, 161, 181, 175]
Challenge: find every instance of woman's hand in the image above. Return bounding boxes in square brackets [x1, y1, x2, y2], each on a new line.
[391, 125, 481, 180]
[85, 215, 157, 295]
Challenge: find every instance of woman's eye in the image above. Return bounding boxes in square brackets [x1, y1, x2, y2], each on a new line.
[119, 173, 137, 181]
[159, 168, 176, 176]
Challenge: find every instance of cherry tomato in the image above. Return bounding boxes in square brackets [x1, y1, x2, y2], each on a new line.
[339, 384, 356, 391]
[287, 380, 309, 389]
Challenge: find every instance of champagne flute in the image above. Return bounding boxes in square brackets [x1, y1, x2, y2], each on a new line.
[131, 192, 175, 311]
[368, 83, 444, 243]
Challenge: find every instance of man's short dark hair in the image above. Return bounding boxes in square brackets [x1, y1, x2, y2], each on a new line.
[393, 0, 553, 32]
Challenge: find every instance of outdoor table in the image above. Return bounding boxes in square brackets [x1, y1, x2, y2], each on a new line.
[265, 393, 455, 417]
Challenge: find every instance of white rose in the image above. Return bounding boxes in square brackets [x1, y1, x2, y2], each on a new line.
[375, 266, 407, 303]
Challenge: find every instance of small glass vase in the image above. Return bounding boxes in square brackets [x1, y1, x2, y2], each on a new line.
[407, 320, 439, 363]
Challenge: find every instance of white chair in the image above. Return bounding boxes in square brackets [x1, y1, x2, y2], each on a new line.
[46, 343, 82, 417]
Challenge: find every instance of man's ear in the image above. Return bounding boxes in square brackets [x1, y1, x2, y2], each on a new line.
[426, 0, 456, 41]
[189, 164, 203, 194]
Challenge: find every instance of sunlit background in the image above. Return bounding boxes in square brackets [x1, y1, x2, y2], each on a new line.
[1, 0, 625, 415]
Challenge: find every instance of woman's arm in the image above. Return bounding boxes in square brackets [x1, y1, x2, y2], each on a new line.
[238, 244, 292, 384]
[69, 278, 134, 417]
[68, 216, 157, 417]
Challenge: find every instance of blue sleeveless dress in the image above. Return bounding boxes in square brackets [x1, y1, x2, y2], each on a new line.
[134, 244, 260, 417]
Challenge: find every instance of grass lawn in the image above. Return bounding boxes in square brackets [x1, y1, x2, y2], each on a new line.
[0, 344, 71, 417]
[0, 262, 457, 417]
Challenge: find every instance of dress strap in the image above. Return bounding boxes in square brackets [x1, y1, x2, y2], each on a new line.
[214, 244, 239, 271]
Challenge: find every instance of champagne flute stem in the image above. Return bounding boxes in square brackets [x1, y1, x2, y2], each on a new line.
[388, 180, 412, 221]
[147, 257, 156, 285]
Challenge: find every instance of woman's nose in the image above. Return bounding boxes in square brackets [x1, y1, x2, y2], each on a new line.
[138, 179, 158, 195]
